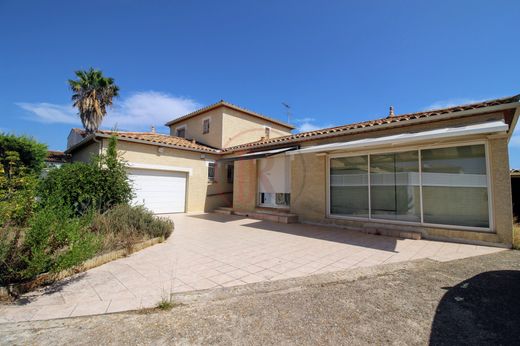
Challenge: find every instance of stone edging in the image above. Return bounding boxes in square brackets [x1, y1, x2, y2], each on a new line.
[0, 236, 165, 301]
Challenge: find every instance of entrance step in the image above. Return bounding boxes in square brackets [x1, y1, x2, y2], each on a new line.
[213, 207, 233, 215]
[234, 210, 298, 224]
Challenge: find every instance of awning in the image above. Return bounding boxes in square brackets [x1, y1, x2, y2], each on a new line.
[220, 146, 298, 162]
[287, 121, 508, 155]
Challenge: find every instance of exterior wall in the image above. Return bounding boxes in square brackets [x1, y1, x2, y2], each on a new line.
[487, 136, 513, 245]
[70, 141, 100, 162]
[221, 108, 292, 148]
[168, 108, 224, 149]
[232, 110, 515, 246]
[232, 159, 258, 212]
[73, 139, 230, 213]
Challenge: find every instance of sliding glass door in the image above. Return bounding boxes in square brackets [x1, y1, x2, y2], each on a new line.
[329, 143, 490, 230]
[370, 151, 421, 222]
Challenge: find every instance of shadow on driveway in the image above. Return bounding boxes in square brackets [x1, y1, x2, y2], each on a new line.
[188, 212, 398, 252]
[430, 270, 520, 345]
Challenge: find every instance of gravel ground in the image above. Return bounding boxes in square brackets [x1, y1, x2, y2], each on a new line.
[1, 250, 519, 345]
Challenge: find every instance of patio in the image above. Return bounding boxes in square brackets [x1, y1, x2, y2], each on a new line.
[0, 213, 504, 323]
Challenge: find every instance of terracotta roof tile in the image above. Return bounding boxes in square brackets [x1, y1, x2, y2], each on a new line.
[45, 150, 71, 163]
[223, 94, 520, 152]
[70, 129, 219, 153]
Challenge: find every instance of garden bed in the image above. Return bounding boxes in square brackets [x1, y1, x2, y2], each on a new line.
[0, 235, 165, 301]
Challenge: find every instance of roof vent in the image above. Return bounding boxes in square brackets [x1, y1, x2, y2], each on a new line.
[388, 106, 395, 117]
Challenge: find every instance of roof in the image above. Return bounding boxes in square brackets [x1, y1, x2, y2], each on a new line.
[165, 100, 295, 130]
[223, 94, 520, 152]
[45, 150, 71, 163]
[512, 169, 520, 176]
[68, 129, 218, 154]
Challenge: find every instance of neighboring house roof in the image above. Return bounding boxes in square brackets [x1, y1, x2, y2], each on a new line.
[512, 169, 520, 176]
[66, 129, 219, 154]
[45, 150, 71, 163]
[222, 94, 520, 152]
[164, 100, 295, 130]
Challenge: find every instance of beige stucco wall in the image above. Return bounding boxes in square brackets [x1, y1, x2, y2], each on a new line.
[74, 139, 231, 213]
[168, 105, 293, 149]
[70, 141, 100, 162]
[232, 159, 258, 212]
[168, 108, 224, 149]
[222, 108, 292, 148]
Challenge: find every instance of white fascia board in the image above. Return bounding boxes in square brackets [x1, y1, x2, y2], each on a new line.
[126, 162, 193, 176]
[288, 121, 509, 155]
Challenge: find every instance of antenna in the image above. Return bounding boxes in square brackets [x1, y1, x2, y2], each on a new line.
[282, 102, 291, 124]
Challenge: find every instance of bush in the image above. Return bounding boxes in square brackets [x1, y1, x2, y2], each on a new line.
[91, 204, 173, 252]
[0, 133, 47, 176]
[39, 136, 133, 215]
[0, 150, 39, 226]
[0, 201, 100, 286]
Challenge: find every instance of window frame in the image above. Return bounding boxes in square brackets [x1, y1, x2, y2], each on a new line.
[202, 117, 210, 134]
[207, 161, 216, 183]
[175, 125, 187, 138]
[326, 139, 493, 232]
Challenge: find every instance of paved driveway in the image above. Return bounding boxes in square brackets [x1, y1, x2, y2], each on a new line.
[0, 213, 503, 323]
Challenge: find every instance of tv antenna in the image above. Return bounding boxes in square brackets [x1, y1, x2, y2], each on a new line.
[282, 102, 291, 124]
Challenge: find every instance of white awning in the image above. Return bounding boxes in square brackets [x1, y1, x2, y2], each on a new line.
[287, 121, 508, 155]
[220, 146, 298, 162]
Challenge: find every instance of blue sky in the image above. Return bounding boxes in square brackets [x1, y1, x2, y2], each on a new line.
[1, 1, 519, 166]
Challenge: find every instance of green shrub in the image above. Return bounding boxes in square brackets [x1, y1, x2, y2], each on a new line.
[0, 133, 47, 176]
[21, 201, 100, 279]
[0, 226, 26, 286]
[0, 150, 39, 226]
[91, 204, 173, 252]
[39, 136, 133, 215]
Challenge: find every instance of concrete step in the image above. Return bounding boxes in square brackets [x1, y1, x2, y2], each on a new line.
[213, 207, 233, 215]
[234, 210, 298, 224]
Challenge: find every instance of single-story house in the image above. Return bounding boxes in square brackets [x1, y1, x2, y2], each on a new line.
[66, 95, 520, 247]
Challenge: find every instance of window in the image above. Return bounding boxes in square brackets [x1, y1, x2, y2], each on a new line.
[176, 126, 186, 138]
[264, 127, 271, 139]
[329, 143, 490, 229]
[208, 162, 215, 182]
[370, 151, 421, 222]
[227, 164, 234, 183]
[203, 118, 210, 134]
[421, 144, 488, 228]
[330, 155, 369, 217]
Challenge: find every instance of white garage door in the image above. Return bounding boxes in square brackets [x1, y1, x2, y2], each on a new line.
[127, 168, 186, 214]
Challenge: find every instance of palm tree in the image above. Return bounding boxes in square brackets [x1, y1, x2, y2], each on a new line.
[68, 68, 119, 133]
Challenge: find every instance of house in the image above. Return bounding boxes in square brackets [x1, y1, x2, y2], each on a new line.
[44, 150, 71, 169]
[66, 95, 520, 247]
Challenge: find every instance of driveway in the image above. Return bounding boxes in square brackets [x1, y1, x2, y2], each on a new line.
[0, 213, 504, 323]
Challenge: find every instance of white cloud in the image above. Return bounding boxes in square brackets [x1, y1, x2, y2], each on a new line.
[17, 91, 201, 131]
[293, 117, 335, 133]
[17, 102, 77, 124]
[423, 98, 488, 111]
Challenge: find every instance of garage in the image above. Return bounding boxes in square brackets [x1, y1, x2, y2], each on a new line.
[127, 168, 187, 214]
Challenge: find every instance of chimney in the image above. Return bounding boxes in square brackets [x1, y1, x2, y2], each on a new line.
[151, 126, 156, 133]
[388, 106, 395, 118]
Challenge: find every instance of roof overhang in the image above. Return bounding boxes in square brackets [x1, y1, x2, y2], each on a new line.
[287, 120, 509, 155]
[219, 146, 298, 162]
[65, 132, 220, 155]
